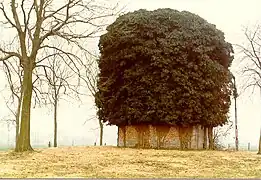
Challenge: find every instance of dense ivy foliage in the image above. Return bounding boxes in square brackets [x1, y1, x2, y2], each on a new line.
[96, 8, 234, 127]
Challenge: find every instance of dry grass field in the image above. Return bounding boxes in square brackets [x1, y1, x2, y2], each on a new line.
[0, 146, 261, 178]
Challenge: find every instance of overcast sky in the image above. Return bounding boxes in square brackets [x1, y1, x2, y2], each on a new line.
[0, 0, 261, 149]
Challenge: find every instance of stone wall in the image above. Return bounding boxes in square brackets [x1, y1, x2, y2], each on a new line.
[117, 124, 209, 149]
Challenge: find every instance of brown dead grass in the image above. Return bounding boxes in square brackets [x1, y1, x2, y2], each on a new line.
[0, 146, 261, 178]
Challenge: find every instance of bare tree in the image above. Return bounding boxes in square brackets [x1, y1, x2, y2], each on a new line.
[0, 116, 14, 148]
[37, 43, 80, 147]
[231, 74, 239, 151]
[213, 121, 233, 150]
[82, 55, 104, 146]
[237, 25, 261, 154]
[0, 0, 120, 152]
[1, 58, 23, 147]
[1, 57, 46, 149]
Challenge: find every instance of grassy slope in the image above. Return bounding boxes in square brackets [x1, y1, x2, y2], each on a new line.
[0, 146, 261, 178]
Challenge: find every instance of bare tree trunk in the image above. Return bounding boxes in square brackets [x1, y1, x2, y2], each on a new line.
[54, 95, 58, 147]
[15, 67, 33, 152]
[15, 95, 22, 148]
[208, 126, 214, 150]
[15, 116, 19, 147]
[99, 119, 103, 146]
[15, 85, 24, 148]
[258, 128, 261, 154]
[257, 87, 261, 154]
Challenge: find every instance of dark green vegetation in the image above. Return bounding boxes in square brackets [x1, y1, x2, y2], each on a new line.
[96, 8, 234, 127]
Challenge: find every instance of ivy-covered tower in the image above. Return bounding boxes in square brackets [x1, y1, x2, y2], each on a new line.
[96, 9, 234, 149]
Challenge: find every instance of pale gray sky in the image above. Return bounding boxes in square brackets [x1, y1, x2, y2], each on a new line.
[0, 0, 261, 149]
